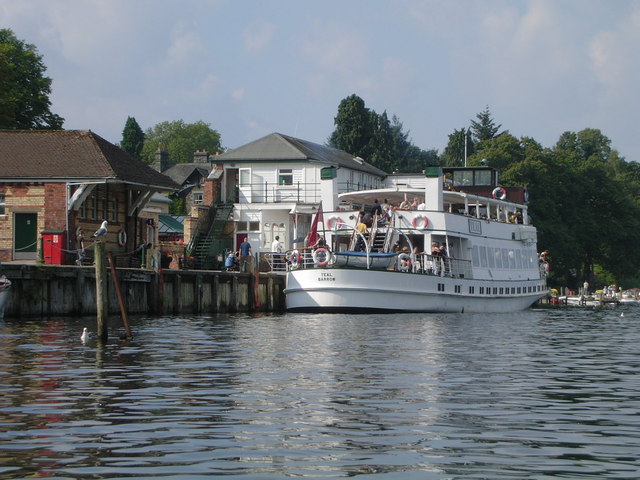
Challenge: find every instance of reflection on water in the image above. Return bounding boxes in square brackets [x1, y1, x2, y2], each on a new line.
[1, 309, 639, 478]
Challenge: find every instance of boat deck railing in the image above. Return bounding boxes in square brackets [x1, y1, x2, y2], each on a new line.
[280, 248, 473, 279]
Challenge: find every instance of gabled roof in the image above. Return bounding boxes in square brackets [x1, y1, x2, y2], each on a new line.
[163, 163, 211, 186]
[215, 132, 386, 177]
[0, 129, 178, 190]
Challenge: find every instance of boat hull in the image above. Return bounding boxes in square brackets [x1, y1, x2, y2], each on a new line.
[286, 268, 545, 313]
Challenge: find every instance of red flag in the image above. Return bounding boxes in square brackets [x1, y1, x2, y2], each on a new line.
[308, 202, 323, 246]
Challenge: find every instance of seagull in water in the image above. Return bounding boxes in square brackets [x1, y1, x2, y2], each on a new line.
[91, 220, 108, 238]
[81, 327, 89, 343]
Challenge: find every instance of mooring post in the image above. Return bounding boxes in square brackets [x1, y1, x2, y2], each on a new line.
[95, 241, 109, 342]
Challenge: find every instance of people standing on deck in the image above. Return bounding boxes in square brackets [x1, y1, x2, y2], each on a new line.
[239, 236, 252, 272]
[371, 199, 383, 216]
[355, 216, 368, 252]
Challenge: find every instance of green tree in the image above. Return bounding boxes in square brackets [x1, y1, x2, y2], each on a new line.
[140, 120, 223, 165]
[470, 106, 502, 142]
[120, 116, 145, 159]
[442, 128, 472, 166]
[0, 28, 64, 129]
[328, 95, 438, 173]
[328, 94, 373, 157]
[366, 111, 395, 172]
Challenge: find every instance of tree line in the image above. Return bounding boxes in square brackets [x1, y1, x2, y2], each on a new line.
[3, 27, 640, 290]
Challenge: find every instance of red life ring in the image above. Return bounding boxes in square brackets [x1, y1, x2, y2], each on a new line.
[313, 247, 331, 267]
[289, 249, 301, 269]
[492, 187, 507, 200]
[117, 228, 127, 247]
[411, 215, 429, 229]
[326, 216, 344, 230]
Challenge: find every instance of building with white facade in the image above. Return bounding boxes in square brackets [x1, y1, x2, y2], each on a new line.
[210, 132, 386, 254]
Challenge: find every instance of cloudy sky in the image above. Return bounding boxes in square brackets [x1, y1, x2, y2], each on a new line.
[2, 0, 639, 161]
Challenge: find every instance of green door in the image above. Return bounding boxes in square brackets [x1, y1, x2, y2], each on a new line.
[14, 213, 38, 260]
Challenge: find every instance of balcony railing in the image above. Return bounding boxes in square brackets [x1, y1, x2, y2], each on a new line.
[234, 181, 382, 204]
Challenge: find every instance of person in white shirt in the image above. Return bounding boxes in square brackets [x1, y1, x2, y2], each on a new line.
[271, 236, 283, 270]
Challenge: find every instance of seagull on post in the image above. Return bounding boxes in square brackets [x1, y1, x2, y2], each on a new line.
[91, 220, 108, 238]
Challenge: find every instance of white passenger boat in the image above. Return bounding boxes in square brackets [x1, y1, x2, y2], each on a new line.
[0, 275, 11, 319]
[285, 166, 548, 313]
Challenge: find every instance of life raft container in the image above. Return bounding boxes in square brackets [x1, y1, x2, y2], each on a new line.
[492, 187, 507, 200]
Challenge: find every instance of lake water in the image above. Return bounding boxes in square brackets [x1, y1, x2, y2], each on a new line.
[1, 308, 639, 479]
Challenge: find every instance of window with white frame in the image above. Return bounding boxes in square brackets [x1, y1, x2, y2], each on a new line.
[193, 192, 203, 205]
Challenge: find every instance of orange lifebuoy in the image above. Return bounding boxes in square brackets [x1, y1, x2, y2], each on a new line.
[411, 215, 429, 229]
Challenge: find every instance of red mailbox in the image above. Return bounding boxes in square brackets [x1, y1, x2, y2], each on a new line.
[42, 230, 67, 265]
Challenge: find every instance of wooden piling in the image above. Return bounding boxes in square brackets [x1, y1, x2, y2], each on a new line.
[108, 253, 132, 339]
[94, 242, 109, 342]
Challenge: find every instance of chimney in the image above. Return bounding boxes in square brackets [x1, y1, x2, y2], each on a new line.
[193, 149, 209, 164]
[153, 148, 170, 172]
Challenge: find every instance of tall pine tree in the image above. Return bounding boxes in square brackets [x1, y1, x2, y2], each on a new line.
[120, 116, 145, 159]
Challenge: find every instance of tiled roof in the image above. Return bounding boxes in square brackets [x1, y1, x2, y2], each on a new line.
[163, 163, 211, 186]
[0, 129, 178, 190]
[215, 132, 387, 177]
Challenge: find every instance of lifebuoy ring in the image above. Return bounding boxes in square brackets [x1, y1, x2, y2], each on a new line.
[398, 253, 412, 272]
[313, 247, 331, 267]
[326, 216, 344, 230]
[492, 187, 507, 200]
[117, 228, 127, 247]
[411, 215, 429, 229]
[289, 249, 301, 269]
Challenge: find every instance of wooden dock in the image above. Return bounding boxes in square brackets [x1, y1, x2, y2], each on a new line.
[0, 263, 286, 318]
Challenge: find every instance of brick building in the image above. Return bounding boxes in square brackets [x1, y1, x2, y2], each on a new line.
[0, 130, 178, 264]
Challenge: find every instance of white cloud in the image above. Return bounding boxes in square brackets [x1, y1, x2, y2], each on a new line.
[232, 88, 246, 101]
[244, 21, 276, 54]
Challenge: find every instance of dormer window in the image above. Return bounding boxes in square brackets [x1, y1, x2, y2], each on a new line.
[278, 169, 293, 186]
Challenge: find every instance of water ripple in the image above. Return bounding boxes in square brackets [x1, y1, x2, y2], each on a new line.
[1, 309, 639, 478]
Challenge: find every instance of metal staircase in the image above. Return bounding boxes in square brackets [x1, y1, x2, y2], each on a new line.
[188, 203, 234, 269]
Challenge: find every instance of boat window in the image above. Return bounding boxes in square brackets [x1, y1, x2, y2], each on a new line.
[495, 249, 503, 269]
[479, 246, 488, 267]
[472, 246, 480, 267]
[487, 247, 496, 268]
[499, 287, 504, 294]
[474, 170, 492, 186]
[480, 287, 484, 294]
[453, 170, 473, 186]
